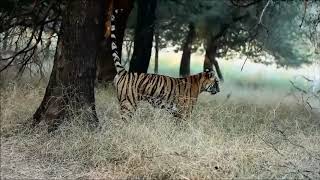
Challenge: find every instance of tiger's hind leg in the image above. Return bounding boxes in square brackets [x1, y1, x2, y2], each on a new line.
[119, 100, 137, 121]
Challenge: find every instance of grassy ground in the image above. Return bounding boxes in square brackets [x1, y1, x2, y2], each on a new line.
[1, 82, 320, 179]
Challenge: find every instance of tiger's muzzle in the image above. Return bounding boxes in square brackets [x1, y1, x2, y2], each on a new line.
[207, 80, 220, 95]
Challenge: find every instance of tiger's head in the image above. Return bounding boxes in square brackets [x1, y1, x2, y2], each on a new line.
[200, 69, 220, 95]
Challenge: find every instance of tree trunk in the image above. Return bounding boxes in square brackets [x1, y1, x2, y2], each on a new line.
[154, 28, 159, 74]
[32, 0, 105, 132]
[129, 0, 157, 73]
[203, 39, 223, 81]
[180, 23, 195, 77]
[96, 0, 133, 83]
[202, 12, 248, 81]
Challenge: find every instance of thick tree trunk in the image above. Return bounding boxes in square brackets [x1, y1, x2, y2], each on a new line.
[129, 0, 157, 73]
[96, 0, 133, 83]
[202, 14, 248, 81]
[154, 28, 159, 74]
[203, 39, 223, 81]
[32, 0, 105, 132]
[180, 23, 195, 77]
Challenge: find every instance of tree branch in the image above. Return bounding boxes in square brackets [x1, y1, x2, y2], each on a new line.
[230, 0, 263, 8]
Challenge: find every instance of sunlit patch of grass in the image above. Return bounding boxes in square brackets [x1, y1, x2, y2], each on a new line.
[1, 83, 319, 179]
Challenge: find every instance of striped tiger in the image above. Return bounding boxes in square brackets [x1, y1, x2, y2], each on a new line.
[111, 9, 220, 120]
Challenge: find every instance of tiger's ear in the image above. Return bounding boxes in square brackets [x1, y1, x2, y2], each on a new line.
[204, 69, 215, 78]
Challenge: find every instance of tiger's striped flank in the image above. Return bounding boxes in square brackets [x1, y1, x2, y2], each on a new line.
[110, 9, 220, 120]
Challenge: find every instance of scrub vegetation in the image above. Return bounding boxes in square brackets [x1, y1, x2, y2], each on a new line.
[1, 79, 319, 179]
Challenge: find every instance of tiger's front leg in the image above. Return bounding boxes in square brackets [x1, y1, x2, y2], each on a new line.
[170, 104, 190, 120]
[176, 96, 195, 120]
[119, 100, 137, 121]
[176, 107, 192, 120]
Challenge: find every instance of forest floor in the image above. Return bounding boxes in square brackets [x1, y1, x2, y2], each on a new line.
[1, 83, 320, 179]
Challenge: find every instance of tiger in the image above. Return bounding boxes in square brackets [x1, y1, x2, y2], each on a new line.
[111, 9, 220, 120]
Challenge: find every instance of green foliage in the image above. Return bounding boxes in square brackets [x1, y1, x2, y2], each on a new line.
[151, 0, 319, 67]
[256, 1, 314, 67]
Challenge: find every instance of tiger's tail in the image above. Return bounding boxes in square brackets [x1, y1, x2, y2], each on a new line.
[110, 9, 126, 73]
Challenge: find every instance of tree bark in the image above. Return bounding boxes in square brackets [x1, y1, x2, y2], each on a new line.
[154, 28, 159, 74]
[203, 39, 224, 81]
[96, 0, 133, 83]
[202, 13, 249, 81]
[32, 0, 105, 132]
[129, 0, 157, 73]
[180, 23, 195, 77]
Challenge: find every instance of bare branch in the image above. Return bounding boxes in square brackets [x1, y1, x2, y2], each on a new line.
[289, 80, 308, 94]
[230, 0, 263, 8]
[0, 0, 61, 74]
[258, 0, 272, 25]
[241, 56, 248, 71]
[299, 0, 308, 28]
[276, 128, 320, 161]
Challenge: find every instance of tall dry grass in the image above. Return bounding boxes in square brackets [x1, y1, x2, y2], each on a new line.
[1, 82, 320, 179]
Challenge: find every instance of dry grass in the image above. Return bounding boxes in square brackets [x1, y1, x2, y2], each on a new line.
[1, 82, 320, 179]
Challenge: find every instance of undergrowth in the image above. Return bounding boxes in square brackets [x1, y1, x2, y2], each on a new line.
[1, 83, 320, 179]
